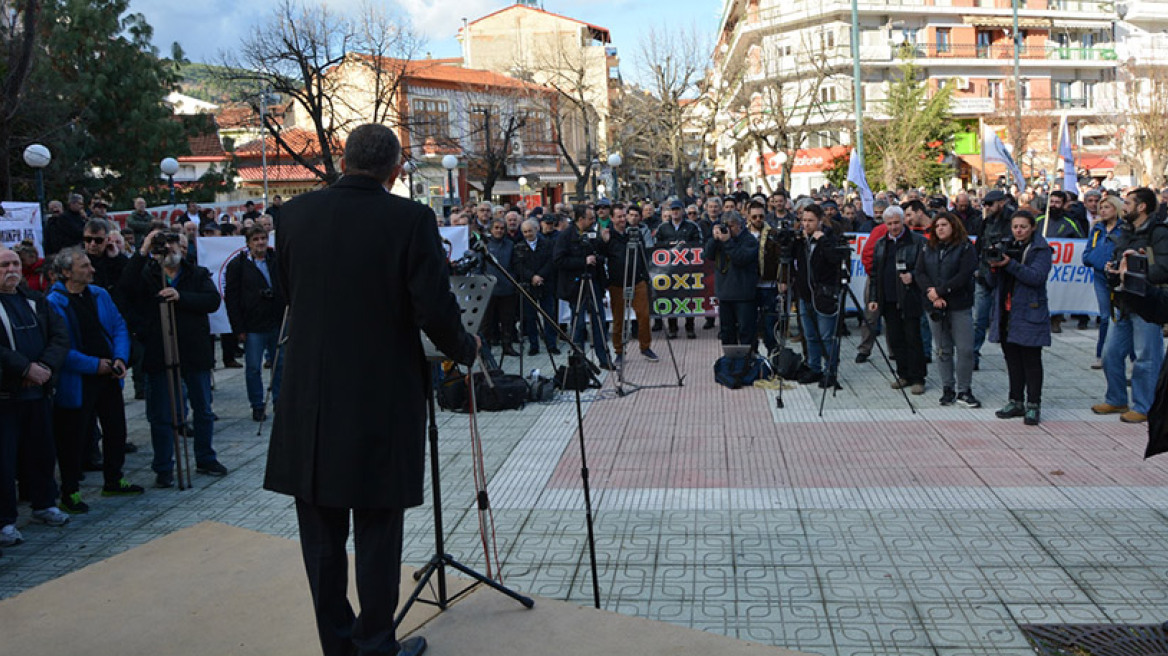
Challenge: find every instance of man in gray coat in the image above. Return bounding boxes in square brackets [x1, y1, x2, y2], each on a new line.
[264, 124, 479, 656]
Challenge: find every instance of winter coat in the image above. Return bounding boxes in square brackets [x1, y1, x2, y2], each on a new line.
[512, 235, 556, 299]
[553, 222, 608, 300]
[116, 254, 221, 373]
[869, 229, 926, 318]
[45, 283, 130, 408]
[1082, 220, 1122, 273]
[224, 249, 286, 334]
[987, 233, 1053, 348]
[0, 287, 69, 398]
[793, 227, 847, 310]
[601, 227, 651, 287]
[484, 236, 516, 296]
[654, 219, 703, 246]
[916, 238, 977, 312]
[704, 229, 759, 302]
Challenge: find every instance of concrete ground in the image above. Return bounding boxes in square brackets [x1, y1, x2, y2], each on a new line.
[3, 318, 1167, 656]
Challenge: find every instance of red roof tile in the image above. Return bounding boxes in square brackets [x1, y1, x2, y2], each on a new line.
[237, 163, 323, 182]
[234, 127, 341, 159]
[354, 55, 553, 94]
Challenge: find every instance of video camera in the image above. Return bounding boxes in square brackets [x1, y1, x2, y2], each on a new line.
[1110, 252, 1151, 297]
[984, 239, 1024, 265]
[450, 250, 482, 276]
[766, 219, 801, 263]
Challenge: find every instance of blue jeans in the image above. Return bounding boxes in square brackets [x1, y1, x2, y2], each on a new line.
[755, 286, 779, 352]
[522, 293, 559, 350]
[1102, 313, 1164, 414]
[972, 280, 992, 356]
[799, 299, 838, 375]
[1092, 275, 1113, 359]
[147, 369, 217, 471]
[568, 282, 610, 366]
[245, 330, 284, 409]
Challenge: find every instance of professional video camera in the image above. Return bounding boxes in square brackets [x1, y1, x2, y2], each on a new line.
[150, 230, 181, 257]
[984, 238, 1024, 265]
[581, 229, 603, 253]
[766, 219, 801, 263]
[450, 250, 482, 276]
[1110, 252, 1151, 297]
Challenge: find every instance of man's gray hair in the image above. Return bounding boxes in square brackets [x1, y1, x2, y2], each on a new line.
[1084, 189, 1102, 199]
[882, 205, 905, 221]
[723, 211, 743, 227]
[343, 124, 401, 182]
[85, 218, 110, 235]
[68, 193, 84, 204]
[51, 246, 86, 278]
[521, 219, 539, 232]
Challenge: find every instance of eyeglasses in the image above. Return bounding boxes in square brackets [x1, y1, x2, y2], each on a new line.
[686, 211, 697, 215]
[82, 236, 106, 244]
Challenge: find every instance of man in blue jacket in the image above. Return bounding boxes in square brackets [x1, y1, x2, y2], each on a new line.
[705, 214, 760, 347]
[47, 247, 144, 513]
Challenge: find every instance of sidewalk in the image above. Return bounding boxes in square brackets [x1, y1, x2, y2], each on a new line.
[3, 321, 1167, 656]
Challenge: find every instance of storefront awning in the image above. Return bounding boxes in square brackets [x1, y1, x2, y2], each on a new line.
[534, 173, 578, 184]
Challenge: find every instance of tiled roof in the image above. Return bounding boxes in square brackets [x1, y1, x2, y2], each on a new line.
[237, 163, 323, 182]
[354, 55, 552, 94]
[234, 127, 341, 158]
[465, 5, 610, 43]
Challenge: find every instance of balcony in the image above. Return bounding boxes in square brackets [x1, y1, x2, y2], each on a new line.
[907, 42, 1116, 60]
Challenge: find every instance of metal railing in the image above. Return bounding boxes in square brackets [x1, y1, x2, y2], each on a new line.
[898, 42, 1116, 60]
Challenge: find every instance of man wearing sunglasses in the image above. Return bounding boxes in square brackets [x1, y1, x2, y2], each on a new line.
[82, 219, 127, 293]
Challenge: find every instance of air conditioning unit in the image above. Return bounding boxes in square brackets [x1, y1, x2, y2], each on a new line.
[412, 181, 428, 197]
[954, 77, 971, 91]
[511, 138, 524, 156]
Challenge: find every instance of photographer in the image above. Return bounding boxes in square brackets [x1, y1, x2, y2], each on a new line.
[513, 219, 559, 356]
[118, 229, 227, 486]
[973, 189, 1016, 369]
[916, 213, 980, 407]
[1092, 188, 1168, 424]
[868, 206, 928, 396]
[785, 204, 847, 388]
[747, 200, 785, 354]
[554, 204, 613, 369]
[654, 199, 703, 339]
[47, 247, 143, 514]
[987, 211, 1052, 426]
[601, 205, 658, 363]
[225, 226, 286, 422]
[705, 213, 760, 348]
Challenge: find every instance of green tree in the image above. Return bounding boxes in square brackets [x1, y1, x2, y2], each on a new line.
[863, 55, 957, 190]
[4, 0, 186, 203]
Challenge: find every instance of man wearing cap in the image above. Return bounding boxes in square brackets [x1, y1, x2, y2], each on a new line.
[655, 199, 703, 339]
[972, 189, 1016, 368]
[45, 194, 89, 257]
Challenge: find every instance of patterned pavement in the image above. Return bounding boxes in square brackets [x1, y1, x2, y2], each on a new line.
[3, 318, 1168, 656]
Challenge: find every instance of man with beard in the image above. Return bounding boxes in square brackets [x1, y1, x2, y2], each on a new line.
[972, 189, 1016, 369]
[1037, 191, 1084, 333]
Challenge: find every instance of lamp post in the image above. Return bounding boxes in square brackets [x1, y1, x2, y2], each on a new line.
[442, 154, 458, 217]
[607, 153, 622, 201]
[22, 144, 50, 210]
[160, 157, 179, 206]
[402, 160, 417, 200]
[1026, 148, 1036, 181]
[590, 158, 600, 200]
[773, 151, 789, 191]
[518, 176, 529, 209]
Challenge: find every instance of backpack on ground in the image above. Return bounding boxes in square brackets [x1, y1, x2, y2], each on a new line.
[771, 347, 807, 381]
[474, 372, 528, 411]
[713, 354, 772, 390]
[555, 360, 599, 391]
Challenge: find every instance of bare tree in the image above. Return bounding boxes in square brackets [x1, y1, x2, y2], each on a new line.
[1, 0, 40, 199]
[1118, 56, 1168, 187]
[459, 92, 530, 199]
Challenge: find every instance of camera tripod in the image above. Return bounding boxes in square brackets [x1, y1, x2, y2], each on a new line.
[614, 232, 684, 396]
[158, 277, 193, 490]
[771, 256, 798, 409]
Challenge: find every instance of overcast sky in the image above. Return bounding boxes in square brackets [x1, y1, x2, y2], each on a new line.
[132, 0, 720, 76]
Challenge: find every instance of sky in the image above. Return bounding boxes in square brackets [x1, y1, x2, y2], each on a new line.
[132, 0, 723, 78]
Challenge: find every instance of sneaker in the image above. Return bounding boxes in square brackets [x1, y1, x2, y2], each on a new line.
[101, 479, 145, 497]
[910, 382, 926, 395]
[1090, 359, 1103, 370]
[1120, 411, 1148, 424]
[0, 524, 23, 547]
[1024, 403, 1041, 426]
[996, 400, 1026, 419]
[797, 370, 823, 385]
[651, 319, 663, 332]
[252, 407, 267, 422]
[1091, 403, 1129, 415]
[641, 348, 660, 362]
[197, 461, 229, 477]
[939, 388, 957, 406]
[955, 391, 982, 408]
[855, 352, 870, 364]
[889, 378, 910, 390]
[31, 507, 70, 526]
[528, 346, 539, 356]
[155, 471, 175, 489]
[60, 492, 89, 514]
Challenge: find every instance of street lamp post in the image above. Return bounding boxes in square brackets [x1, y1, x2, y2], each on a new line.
[1026, 148, 1036, 181]
[591, 158, 600, 200]
[402, 160, 417, 200]
[22, 144, 50, 210]
[442, 154, 458, 217]
[607, 153, 622, 201]
[160, 157, 179, 206]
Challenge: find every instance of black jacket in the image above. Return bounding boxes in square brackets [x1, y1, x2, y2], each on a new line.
[869, 229, 926, 318]
[0, 288, 69, 397]
[655, 219, 702, 246]
[92, 253, 127, 293]
[601, 227, 651, 287]
[116, 254, 221, 373]
[44, 210, 87, 256]
[916, 238, 978, 312]
[224, 249, 286, 334]
[512, 235, 556, 298]
[792, 228, 847, 310]
[976, 205, 1016, 282]
[704, 230, 759, 302]
[264, 176, 476, 509]
[1110, 217, 1168, 286]
[553, 222, 607, 300]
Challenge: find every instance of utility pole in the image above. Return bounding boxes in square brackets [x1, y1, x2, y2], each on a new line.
[851, 0, 865, 163]
[1012, 0, 1024, 157]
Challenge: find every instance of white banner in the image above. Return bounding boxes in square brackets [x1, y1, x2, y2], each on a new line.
[108, 199, 266, 229]
[440, 225, 469, 260]
[197, 236, 248, 334]
[0, 202, 43, 255]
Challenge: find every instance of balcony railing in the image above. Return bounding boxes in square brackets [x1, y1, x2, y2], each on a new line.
[902, 42, 1117, 60]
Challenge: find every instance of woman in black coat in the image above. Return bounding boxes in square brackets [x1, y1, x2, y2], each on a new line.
[916, 212, 979, 408]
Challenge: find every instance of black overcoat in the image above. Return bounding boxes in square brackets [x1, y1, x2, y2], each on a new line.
[116, 254, 220, 373]
[263, 175, 476, 508]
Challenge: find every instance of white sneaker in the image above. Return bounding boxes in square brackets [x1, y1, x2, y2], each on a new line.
[31, 506, 70, 527]
[0, 524, 22, 546]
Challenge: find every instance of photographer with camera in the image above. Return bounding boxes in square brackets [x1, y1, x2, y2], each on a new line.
[706, 213, 760, 348]
[225, 226, 286, 422]
[1092, 187, 1168, 424]
[655, 199, 703, 339]
[601, 205, 658, 363]
[118, 228, 227, 486]
[986, 211, 1052, 426]
[916, 213, 980, 407]
[868, 206, 928, 395]
[47, 247, 144, 514]
[973, 189, 1017, 369]
[554, 204, 614, 370]
[784, 204, 847, 388]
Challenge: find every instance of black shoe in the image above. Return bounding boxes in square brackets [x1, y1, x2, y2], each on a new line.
[528, 346, 539, 356]
[398, 636, 427, 656]
[996, 400, 1026, 419]
[686, 329, 697, 339]
[102, 478, 145, 497]
[651, 319, 663, 332]
[60, 492, 89, 514]
[1024, 403, 1041, 426]
[667, 331, 678, 340]
[547, 347, 561, 355]
[223, 360, 244, 369]
[855, 352, 870, 364]
[155, 472, 175, 489]
[956, 390, 982, 408]
[502, 346, 520, 357]
[939, 387, 956, 406]
[703, 317, 716, 329]
[252, 407, 267, 422]
[1077, 317, 1090, 330]
[263, 361, 273, 369]
[924, 355, 933, 364]
[818, 376, 840, 390]
[797, 370, 822, 385]
[124, 442, 139, 454]
[196, 461, 229, 477]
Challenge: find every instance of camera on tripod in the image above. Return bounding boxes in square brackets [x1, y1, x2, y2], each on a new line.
[450, 251, 482, 275]
[984, 239, 1023, 265]
[767, 220, 800, 262]
[581, 230, 602, 253]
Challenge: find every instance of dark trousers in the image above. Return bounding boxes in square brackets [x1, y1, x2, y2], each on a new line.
[295, 499, 405, 656]
[1002, 342, 1044, 404]
[220, 333, 241, 364]
[883, 303, 927, 384]
[482, 294, 518, 344]
[665, 316, 695, 333]
[521, 292, 559, 350]
[0, 397, 58, 524]
[718, 300, 757, 347]
[54, 377, 128, 494]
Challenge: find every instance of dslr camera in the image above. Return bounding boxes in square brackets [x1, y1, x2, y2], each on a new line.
[150, 231, 181, 257]
[984, 239, 1022, 264]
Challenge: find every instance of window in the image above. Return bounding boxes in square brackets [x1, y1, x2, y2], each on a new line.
[976, 30, 993, 58]
[609, 66, 620, 80]
[412, 99, 449, 141]
[988, 80, 1002, 99]
[937, 28, 951, 53]
[1083, 81, 1095, 107]
[470, 105, 502, 153]
[819, 86, 838, 103]
[520, 109, 549, 147]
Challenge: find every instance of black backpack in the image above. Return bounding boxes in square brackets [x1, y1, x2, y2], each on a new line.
[475, 372, 528, 411]
[555, 360, 599, 391]
[713, 354, 772, 389]
[771, 347, 807, 381]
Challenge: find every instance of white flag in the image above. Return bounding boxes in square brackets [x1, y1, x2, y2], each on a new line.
[1058, 116, 1078, 196]
[982, 128, 1026, 191]
[846, 147, 875, 218]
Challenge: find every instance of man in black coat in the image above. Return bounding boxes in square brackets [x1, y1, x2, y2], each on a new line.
[118, 229, 226, 487]
[868, 206, 928, 395]
[512, 218, 559, 355]
[225, 226, 286, 422]
[655, 199, 703, 339]
[554, 204, 613, 369]
[44, 194, 88, 257]
[264, 124, 478, 656]
[705, 214, 760, 346]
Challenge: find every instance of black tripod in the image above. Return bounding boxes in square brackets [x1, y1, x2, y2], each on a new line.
[614, 233, 684, 395]
[158, 288, 193, 490]
[771, 257, 797, 409]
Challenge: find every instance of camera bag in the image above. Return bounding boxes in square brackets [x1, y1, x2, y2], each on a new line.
[771, 347, 807, 381]
[437, 369, 470, 411]
[475, 372, 528, 411]
[555, 361, 599, 391]
[714, 354, 772, 390]
[528, 374, 557, 402]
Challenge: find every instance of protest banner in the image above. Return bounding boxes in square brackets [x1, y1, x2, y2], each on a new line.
[107, 199, 265, 229]
[0, 202, 43, 255]
[646, 246, 716, 318]
[197, 236, 248, 334]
